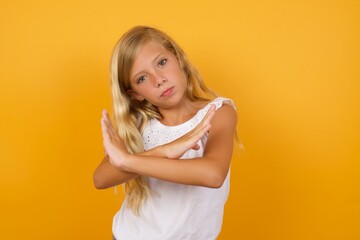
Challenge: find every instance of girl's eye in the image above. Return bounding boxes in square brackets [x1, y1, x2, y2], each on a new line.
[158, 58, 167, 67]
[137, 75, 147, 84]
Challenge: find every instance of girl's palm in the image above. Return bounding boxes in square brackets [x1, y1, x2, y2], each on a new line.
[163, 104, 216, 159]
[101, 110, 127, 168]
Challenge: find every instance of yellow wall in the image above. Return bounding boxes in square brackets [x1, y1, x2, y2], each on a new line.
[1, 0, 359, 239]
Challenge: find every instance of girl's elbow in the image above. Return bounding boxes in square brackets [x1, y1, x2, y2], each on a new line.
[210, 177, 225, 189]
[206, 171, 226, 189]
[94, 181, 105, 190]
[93, 173, 108, 189]
[93, 177, 104, 190]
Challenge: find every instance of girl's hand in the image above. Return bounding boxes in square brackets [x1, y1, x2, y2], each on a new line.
[101, 110, 128, 169]
[161, 104, 216, 159]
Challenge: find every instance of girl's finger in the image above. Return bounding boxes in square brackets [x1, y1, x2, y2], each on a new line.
[202, 104, 216, 125]
[101, 119, 111, 141]
[192, 104, 215, 134]
[191, 106, 215, 137]
[102, 110, 117, 136]
[102, 110, 111, 126]
[101, 117, 110, 134]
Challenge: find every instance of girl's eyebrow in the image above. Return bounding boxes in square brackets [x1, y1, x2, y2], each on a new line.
[131, 52, 164, 80]
[152, 52, 164, 64]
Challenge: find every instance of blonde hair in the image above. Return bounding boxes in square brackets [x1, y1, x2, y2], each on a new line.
[110, 26, 216, 214]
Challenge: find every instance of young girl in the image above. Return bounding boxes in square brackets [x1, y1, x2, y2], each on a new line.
[93, 26, 237, 240]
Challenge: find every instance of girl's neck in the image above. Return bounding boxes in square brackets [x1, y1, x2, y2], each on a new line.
[158, 98, 208, 126]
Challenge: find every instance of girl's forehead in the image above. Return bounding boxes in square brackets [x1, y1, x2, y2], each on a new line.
[131, 41, 170, 72]
[136, 41, 167, 58]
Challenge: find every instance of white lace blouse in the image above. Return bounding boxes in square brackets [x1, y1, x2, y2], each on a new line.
[112, 97, 235, 240]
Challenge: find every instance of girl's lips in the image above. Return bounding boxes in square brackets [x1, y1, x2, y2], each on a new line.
[161, 87, 174, 97]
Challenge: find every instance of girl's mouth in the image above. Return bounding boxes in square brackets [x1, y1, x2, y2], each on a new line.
[161, 87, 174, 97]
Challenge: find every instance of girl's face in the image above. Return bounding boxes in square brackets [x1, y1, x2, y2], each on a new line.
[127, 41, 188, 110]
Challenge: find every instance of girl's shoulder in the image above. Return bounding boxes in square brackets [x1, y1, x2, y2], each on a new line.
[193, 97, 236, 124]
[147, 97, 235, 129]
[201, 97, 236, 113]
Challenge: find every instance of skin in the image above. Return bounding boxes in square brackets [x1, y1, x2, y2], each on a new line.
[93, 41, 237, 189]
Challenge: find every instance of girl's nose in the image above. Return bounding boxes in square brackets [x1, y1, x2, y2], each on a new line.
[156, 78, 167, 87]
[155, 76, 167, 87]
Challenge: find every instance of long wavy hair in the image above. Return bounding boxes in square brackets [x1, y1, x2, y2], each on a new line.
[110, 26, 216, 214]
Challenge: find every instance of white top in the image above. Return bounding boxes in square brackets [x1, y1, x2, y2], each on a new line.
[113, 97, 235, 240]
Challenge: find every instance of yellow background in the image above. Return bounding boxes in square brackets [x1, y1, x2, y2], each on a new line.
[1, 0, 359, 239]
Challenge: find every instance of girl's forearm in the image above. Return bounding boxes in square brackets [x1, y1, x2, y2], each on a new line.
[123, 154, 228, 188]
[93, 156, 138, 189]
[93, 147, 168, 189]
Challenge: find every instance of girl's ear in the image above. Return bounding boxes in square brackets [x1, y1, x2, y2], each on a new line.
[127, 89, 144, 101]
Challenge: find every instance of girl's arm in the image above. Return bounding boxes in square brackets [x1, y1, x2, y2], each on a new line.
[102, 104, 237, 188]
[93, 155, 136, 189]
[93, 145, 173, 189]
[93, 106, 215, 189]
